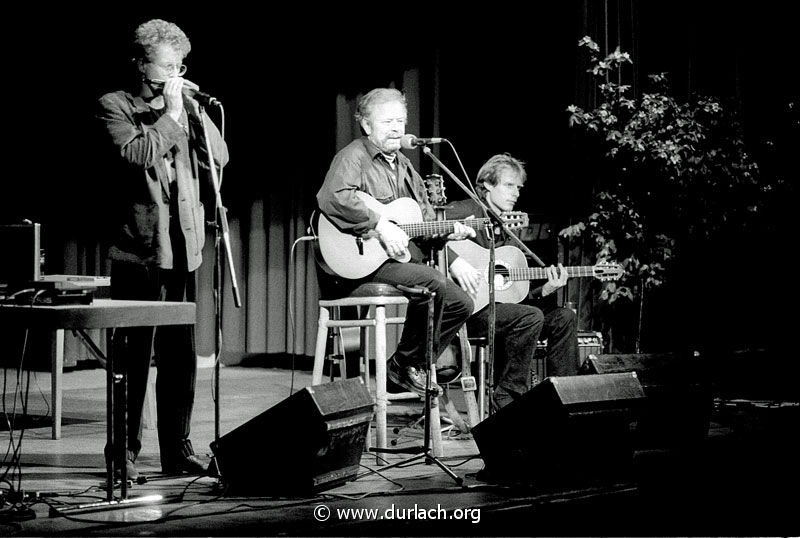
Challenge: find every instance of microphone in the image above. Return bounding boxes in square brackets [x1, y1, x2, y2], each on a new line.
[400, 134, 445, 149]
[147, 79, 221, 107]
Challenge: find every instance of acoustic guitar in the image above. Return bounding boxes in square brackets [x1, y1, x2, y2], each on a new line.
[448, 240, 624, 313]
[316, 191, 528, 280]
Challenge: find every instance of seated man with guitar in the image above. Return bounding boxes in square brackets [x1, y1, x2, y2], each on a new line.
[315, 88, 476, 396]
[445, 153, 580, 410]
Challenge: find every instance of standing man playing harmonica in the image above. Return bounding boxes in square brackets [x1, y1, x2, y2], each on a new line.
[96, 18, 228, 479]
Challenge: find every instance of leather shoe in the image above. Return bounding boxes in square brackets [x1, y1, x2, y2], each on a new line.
[490, 387, 515, 412]
[162, 454, 209, 475]
[113, 459, 139, 481]
[387, 357, 441, 396]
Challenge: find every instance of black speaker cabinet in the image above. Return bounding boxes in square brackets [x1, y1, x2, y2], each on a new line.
[579, 352, 713, 448]
[472, 373, 646, 485]
[210, 377, 374, 496]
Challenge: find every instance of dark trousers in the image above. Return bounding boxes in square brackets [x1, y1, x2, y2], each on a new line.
[109, 261, 198, 466]
[539, 306, 580, 377]
[371, 260, 473, 368]
[467, 303, 578, 397]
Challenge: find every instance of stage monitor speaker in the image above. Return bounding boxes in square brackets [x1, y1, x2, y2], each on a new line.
[210, 377, 374, 496]
[579, 352, 713, 448]
[472, 373, 646, 485]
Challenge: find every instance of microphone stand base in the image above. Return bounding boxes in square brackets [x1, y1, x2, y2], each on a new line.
[368, 447, 463, 486]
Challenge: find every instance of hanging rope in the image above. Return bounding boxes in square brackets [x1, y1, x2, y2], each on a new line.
[604, 0, 610, 84]
[631, 0, 638, 99]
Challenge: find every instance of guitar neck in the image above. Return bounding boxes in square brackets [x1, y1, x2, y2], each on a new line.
[399, 218, 489, 238]
[510, 266, 599, 281]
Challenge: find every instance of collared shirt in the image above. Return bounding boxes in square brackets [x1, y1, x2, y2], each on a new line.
[316, 137, 435, 236]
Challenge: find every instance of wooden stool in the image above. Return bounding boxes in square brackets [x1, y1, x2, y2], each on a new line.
[312, 283, 418, 455]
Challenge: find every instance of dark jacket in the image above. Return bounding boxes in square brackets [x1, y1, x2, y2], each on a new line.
[96, 90, 229, 272]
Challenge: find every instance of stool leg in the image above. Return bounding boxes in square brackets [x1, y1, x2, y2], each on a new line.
[337, 329, 347, 379]
[428, 369, 444, 457]
[486, 349, 495, 416]
[359, 325, 372, 452]
[476, 346, 486, 421]
[312, 307, 330, 385]
[374, 305, 388, 461]
[360, 326, 370, 391]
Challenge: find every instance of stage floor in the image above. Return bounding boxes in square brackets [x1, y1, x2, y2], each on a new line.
[2, 360, 798, 536]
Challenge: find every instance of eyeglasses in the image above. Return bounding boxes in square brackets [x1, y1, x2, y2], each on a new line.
[148, 61, 187, 76]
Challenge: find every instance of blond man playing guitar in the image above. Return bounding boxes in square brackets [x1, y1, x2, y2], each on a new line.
[444, 153, 580, 410]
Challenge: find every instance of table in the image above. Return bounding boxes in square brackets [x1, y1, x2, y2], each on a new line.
[1, 299, 196, 500]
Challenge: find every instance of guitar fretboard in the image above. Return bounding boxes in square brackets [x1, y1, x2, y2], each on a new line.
[505, 266, 601, 281]
[400, 218, 490, 238]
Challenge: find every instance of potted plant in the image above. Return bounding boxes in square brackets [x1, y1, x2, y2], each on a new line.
[561, 37, 769, 352]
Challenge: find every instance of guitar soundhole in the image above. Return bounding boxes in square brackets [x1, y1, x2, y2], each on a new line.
[492, 262, 512, 291]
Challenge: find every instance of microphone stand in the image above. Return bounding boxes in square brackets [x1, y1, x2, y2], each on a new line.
[418, 146, 499, 418]
[197, 105, 241, 453]
[368, 286, 463, 486]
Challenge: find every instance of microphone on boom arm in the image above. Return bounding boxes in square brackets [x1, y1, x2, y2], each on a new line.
[400, 134, 445, 150]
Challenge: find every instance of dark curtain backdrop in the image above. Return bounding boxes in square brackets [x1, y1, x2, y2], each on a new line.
[4, 3, 794, 365]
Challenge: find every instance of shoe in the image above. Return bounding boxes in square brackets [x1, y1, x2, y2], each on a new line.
[113, 459, 139, 481]
[387, 356, 442, 396]
[490, 387, 515, 412]
[474, 465, 497, 483]
[474, 464, 525, 486]
[162, 454, 209, 475]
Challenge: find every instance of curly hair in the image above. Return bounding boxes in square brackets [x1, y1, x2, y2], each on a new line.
[132, 19, 191, 61]
[355, 88, 406, 123]
[476, 153, 527, 196]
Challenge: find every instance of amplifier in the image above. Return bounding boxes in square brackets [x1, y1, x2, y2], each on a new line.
[578, 331, 603, 362]
[533, 331, 603, 385]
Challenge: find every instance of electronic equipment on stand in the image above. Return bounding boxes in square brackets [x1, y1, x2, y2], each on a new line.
[0, 223, 101, 306]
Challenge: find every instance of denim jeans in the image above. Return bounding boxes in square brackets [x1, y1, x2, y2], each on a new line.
[371, 260, 473, 369]
[467, 303, 578, 398]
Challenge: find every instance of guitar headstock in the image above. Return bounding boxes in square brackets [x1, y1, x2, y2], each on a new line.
[593, 263, 624, 281]
[424, 174, 447, 207]
[500, 211, 529, 230]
